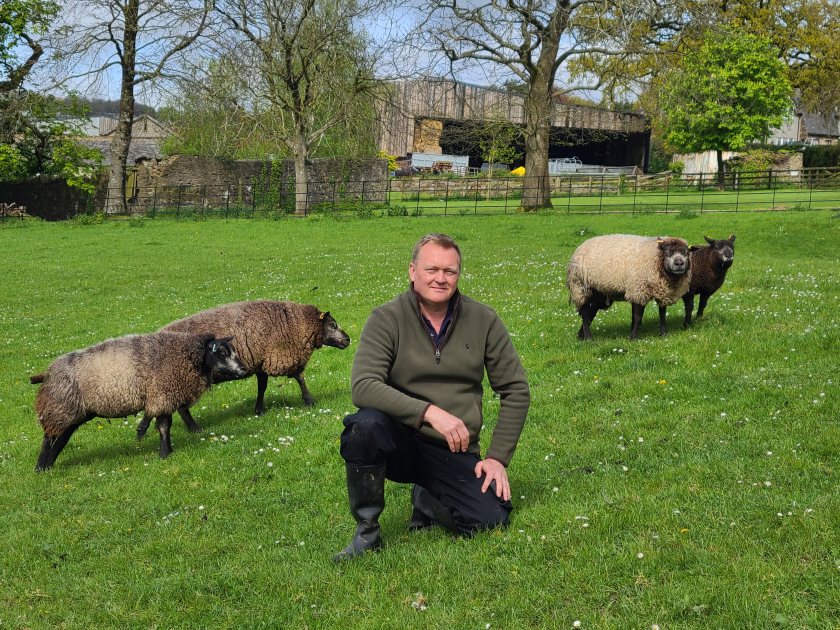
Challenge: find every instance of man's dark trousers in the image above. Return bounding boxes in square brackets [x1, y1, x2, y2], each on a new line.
[339, 407, 512, 535]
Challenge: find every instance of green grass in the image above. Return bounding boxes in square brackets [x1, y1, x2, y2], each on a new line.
[386, 186, 840, 215]
[1, 211, 838, 628]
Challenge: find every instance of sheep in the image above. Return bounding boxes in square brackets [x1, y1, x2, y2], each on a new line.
[567, 234, 691, 340]
[30, 332, 246, 471]
[682, 234, 736, 327]
[160, 300, 350, 429]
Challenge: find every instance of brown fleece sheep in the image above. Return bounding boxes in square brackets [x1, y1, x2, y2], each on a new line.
[160, 300, 350, 430]
[682, 234, 736, 327]
[31, 332, 246, 471]
[567, 234, 691, 340]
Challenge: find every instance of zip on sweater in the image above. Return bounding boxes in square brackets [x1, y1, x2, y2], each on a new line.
[414, 293, 461, 364]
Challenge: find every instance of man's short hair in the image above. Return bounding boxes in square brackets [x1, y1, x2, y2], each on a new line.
[412, 233, 462, 266]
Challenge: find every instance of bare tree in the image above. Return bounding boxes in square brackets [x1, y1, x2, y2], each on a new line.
[212, 0, 390, 215]
[420, 0, 686, 210]
[48, 0, 212, 212]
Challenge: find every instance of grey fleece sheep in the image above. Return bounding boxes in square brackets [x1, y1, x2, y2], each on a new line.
[160, 300, 350, 429]
[31, 332, 246, 471]
[682, 234, 736, 327]
[567, 234, 691, 340]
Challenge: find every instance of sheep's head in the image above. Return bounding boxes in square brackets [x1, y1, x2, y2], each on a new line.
[704, 234, 736, 269]
[319, 311, 351, 349]
[657, 237, 690, 276]
[204, 336, 247, 378]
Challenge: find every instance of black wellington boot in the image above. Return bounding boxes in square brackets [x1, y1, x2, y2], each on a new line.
[333, 462, 386, 562]
[407, 484, 456, 532]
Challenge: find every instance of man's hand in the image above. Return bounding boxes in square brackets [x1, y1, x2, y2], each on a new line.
[474, 458, 510, 501]
[423, 405, 470, 452]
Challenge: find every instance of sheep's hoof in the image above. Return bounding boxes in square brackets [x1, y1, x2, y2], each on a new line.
[254, 406, 265, 416]
[187, 424, 203, 433]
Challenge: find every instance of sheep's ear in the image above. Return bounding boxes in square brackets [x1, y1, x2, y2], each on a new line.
[319, 311, 329, 321]
[704, 235, 715, 245]
[729, 234, 736, 242]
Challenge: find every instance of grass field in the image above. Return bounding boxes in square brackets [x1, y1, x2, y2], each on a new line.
[386, 187, 840, 216]
[1, 210, 838, 628]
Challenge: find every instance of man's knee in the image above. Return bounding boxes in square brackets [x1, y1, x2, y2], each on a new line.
[339, 408, 395, 464]
[452, 497, 512, 536]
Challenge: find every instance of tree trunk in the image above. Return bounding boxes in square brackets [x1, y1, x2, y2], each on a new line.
[521, 92, 553, 211]
[520, 42, 557, 211]
[292, 134, 310, 215]
[106, 0, 139, 215]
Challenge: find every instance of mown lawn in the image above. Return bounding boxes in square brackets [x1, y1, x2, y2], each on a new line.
[1, 210, 838, 629]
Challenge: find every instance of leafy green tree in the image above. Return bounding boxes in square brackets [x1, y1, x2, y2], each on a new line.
[707, 0, 840, 114]
[50, 0, 212, 212]
[2, 1, 102, 190]
[421, 1, 690, 211]
[212, 0, 388, 214]
[658, 28, 791, 186]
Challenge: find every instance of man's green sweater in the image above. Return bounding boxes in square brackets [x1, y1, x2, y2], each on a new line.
[351, 288, 530, 466]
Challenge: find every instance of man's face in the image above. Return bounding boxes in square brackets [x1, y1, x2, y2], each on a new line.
[409, 242, 461, 308]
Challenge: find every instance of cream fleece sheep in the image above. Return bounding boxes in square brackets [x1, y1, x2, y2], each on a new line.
[567, 234, 691, 340]
[160, 301, 350, 428]
[31, 332, 245, 470]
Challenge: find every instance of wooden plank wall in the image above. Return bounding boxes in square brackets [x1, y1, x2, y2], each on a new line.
[376, 78, 647, 157]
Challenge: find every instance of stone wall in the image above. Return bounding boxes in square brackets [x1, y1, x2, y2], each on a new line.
[130, 156, 388, 211]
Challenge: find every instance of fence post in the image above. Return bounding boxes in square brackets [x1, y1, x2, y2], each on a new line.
[333, 180, 338, 213]
[416, 177, 421, 216]
[699, 172, 705, 214]
[567, 176, 572, 213]
[176, 186, 182, 218]
[503, 177, 509, 214]
[633, 173, 638, 214]
[474, 178, 479, 214]
[664, 173, 670, 214]
[599, 173, 605, 213]
[444, 179, 449, 216]
[808, 168, 814, 209]
[735, 176, 740, 212]
[202, 184, 207, 218]
[771, 170, 777, 210]
[151, 184, 157, 217]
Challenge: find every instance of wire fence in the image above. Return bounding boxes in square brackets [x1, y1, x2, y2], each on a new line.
[5, 167, 840, 221]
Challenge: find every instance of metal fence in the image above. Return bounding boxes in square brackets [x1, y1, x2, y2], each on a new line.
[6, 167, 839, 221]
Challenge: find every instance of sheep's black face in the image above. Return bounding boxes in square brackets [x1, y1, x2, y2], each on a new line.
[205, 337, 248, 377]
[659, 240, 690, 276]
[321, 313, 351, 349]
[704, 235, 736, 269]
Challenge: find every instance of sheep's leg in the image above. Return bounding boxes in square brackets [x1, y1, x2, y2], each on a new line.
[137, 414, 152, 440]
[630, 303, 646, 339]
[577, 306, 595, 341]
[178, 406, 202, 433]
[696, 293, 710, 318]
[37, 425, 81, 471]
[577, 292, 607, 341]
[255, 371, 268, 415]
[658, 304, 668, 336]
[683, 294, 695, 327]
[155, 415, 173, 459]
[293, 371, 314, 406]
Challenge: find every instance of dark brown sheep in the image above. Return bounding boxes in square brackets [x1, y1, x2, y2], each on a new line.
[683, 235, 736, 327]
[31, 332, 245, 470]
[160, 301, 350, 430]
